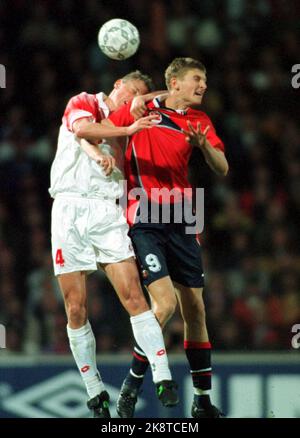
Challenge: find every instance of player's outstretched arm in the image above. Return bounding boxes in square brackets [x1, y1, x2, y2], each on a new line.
[73, 115, 158, 142]
[130, 90, 169, 119]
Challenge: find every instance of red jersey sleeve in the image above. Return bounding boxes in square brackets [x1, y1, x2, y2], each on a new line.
[108, 101, 135, 127]
[62, 92, 99, 132]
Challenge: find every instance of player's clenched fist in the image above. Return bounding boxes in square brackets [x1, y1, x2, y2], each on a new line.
[96, 154, 115, 176]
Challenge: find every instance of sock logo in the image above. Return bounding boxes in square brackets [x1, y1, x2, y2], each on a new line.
[156, 349, 166, 356]
[80, 365, 90, 373]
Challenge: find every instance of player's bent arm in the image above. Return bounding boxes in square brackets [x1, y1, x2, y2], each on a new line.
[79, 137, 105, 162]
[73, 115, 157, 141]
[130, 91, 169, 119]
[73, 117, 128, 142]
[79, 138, 115, 176]
[201, 141, 229, 176]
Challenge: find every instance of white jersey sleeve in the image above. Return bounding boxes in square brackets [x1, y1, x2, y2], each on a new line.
[49, 92, 125, 200]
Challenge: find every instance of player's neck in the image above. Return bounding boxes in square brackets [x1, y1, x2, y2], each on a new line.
[104, 95, 116, 112]
[165, 96, 189, 111]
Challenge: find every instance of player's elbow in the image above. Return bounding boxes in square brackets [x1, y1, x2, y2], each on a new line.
[215, 164, 228, 177]
[222, 163, 229, 176]
[74, 125, 87, 138]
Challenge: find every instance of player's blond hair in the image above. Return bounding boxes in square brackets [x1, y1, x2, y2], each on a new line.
[165, 58, 206, 90]
[122, 70, 155, 92]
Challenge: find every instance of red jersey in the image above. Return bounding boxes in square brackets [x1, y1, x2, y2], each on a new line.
[109, 98, 225, 225]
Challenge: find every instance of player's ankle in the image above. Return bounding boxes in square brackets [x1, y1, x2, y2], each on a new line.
[125, 373, 144, 389]
[194, 394, 212, 408]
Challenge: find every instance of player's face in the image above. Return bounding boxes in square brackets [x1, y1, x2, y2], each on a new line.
[114, 79, 149, 108]
[174, 68, 207, 105]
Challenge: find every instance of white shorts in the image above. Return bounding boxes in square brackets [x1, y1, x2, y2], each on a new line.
[51, 196, 134, 275]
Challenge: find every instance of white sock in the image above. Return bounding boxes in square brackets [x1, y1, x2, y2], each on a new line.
[130, 310, 172, 383]
[67, 321, 105, 398]
[194, 388, 211, 396]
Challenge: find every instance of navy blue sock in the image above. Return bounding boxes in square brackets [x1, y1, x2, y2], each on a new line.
[125, 342, 149, 389]
[194, 394, 212, 408]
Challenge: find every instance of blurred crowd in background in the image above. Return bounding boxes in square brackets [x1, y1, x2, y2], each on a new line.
[0, 0, 300, 354]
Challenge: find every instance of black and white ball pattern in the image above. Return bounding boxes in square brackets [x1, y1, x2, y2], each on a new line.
[98, 19, 140, 60]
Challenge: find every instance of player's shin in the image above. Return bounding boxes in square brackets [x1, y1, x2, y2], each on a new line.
[130, 310, 171, 383]
[67, 321, 105, 398]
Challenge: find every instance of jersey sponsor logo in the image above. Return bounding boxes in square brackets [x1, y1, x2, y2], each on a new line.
[55, 249, 65, 266]
[149, 110, 162, 124]
[80, 365, 90, 373]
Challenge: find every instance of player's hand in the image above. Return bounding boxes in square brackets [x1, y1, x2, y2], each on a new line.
[183, 121, 210, 148]
[130, 96, 147, 120]
[126, 114, 159, 136]
[96, 154, 115, 176]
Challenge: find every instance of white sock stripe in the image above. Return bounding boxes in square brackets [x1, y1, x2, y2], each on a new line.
[194, 388, 211, 395]
[130, 370, 144, 379]
[130, 310, 154, 324]
[67, 320, 91, 338]
[134, 346, 147, 357]
[190, 367, 212, 373]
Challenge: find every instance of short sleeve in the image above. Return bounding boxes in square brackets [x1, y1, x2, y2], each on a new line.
[62, 92, 98, 131]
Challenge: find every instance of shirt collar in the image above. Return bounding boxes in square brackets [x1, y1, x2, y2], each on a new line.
[153, 97, 188, 115]
[96, 92, 110, 118]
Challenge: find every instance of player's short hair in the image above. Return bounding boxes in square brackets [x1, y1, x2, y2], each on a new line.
[121, 70, 155, 92]
[165, 58, 206, 90]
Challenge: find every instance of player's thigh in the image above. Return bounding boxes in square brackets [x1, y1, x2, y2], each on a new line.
[129, 227, 169, 287]
[102, 257, 148, 313]
[167, 230, 205, 288]
[51, 198, 97, 275]
[90, 202, 134, 264]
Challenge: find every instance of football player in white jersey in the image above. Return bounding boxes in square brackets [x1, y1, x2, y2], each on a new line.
[49, 71, 178, 418]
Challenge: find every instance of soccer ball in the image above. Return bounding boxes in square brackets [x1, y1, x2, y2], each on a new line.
[98, 18, 140, 61]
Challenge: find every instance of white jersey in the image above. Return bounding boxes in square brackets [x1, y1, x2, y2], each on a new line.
[49, 92, 124, 200]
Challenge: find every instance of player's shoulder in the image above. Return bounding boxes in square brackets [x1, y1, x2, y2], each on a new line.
[69, 91, 97, 103]
[187, 108, 211, 121]
[65, 92, 99, 113]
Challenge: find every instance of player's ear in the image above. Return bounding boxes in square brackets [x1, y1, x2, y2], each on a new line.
[114, 79, 122, 89]
[170, 77, 179, 91]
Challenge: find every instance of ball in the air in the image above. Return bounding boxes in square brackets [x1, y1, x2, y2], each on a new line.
[98, 18, 140, 60]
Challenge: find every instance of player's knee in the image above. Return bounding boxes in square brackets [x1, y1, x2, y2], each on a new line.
[124, 290, 149, 315]
[154, 298, 177, 326]
[66, 302, 87, 326]
[119, 275, 148, 314]
[185, 300, 206, 324]
[120, 286, 148, 315]
[196, 302, 206, 322]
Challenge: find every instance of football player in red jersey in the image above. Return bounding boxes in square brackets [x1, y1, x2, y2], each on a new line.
[49, 71, 178, 418]
[79, 58, 228, 418]
[99, 58, 228, 418]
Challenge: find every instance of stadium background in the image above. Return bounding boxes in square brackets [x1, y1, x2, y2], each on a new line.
[0, 0, 299, 417]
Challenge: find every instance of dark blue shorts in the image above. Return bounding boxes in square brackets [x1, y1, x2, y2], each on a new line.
[129, 223, 204, 288]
